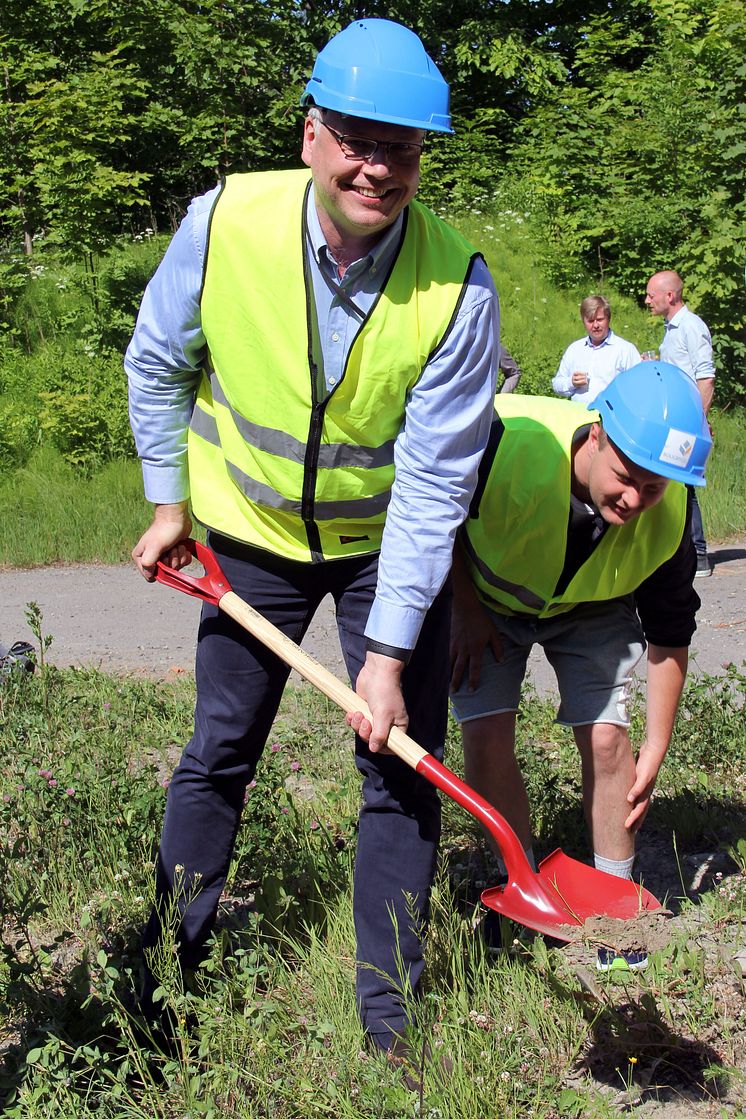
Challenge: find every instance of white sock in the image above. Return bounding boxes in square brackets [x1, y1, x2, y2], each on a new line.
[594, 852, 635, 880]
[496, 846, 536, 878]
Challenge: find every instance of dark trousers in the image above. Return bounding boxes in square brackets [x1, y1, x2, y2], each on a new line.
[142, 533, 451, 1045]
[688, 485, 707, 556]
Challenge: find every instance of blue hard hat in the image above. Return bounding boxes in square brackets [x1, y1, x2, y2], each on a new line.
[593, 361, 712, 486]
[301, 19, 452, 133]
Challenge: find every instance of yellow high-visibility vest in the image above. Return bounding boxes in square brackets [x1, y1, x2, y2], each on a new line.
[462, 395, 688, 616]
[189, 169, 479, 561]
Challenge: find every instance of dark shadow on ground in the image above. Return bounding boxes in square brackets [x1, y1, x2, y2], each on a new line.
[566, 984, 731, 1107]
[710, 546, 746, 567]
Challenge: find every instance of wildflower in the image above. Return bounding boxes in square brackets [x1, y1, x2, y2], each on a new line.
[309, 819, 320, 830]
[66, 787, 75, 796]
[247, 779, 257, 789]
[281, 807, 290, 814]
[290, 761, 301, 772]
[270, 742, 282, 752]
[39, 768, 52, 779]
[628, 1056, 638, 1065]
[62, 817, 71, 826]
[160, 778, 170, 789]
[501, 1071, 511, 1082]
[103, 703, 111, 710]
[2, 794, 10, 802]
[48, 779, 58, 787]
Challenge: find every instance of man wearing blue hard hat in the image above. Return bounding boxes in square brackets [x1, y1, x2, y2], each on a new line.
[449, 362, 711, 970]
[126, 19, 498, 1054]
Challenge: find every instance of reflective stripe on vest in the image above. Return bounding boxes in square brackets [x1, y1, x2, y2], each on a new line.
[189, 169, 478, 561]
[463, 395, 688, 617]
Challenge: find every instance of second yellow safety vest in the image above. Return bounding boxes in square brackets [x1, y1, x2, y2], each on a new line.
[462, 395, 688, 617]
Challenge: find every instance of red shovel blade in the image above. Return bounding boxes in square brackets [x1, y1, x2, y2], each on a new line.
[482, 850, 661, 943]
[417, 754, 662, 942]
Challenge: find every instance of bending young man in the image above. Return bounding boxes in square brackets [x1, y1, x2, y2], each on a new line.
[449, 362, 711, 968]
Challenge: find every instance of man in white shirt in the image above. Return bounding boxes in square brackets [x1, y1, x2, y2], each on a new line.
[645, 270, 715, 576]
[552, 295, 640, 406]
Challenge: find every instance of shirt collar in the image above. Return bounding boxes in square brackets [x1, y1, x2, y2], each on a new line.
[665, 306, 686, 327]
[306, 187, 404, 278]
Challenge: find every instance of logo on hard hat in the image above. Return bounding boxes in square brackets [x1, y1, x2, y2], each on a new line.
[659, 428, 696, 468]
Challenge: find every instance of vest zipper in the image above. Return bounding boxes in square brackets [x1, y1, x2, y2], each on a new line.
[302, 401, 325, 525]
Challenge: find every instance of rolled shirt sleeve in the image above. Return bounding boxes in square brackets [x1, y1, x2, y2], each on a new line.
[660, 306, 715, 383]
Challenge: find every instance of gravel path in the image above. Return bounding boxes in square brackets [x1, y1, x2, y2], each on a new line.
[3, 541, 745, 689]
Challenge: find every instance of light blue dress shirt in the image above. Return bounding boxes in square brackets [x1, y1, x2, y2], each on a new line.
[126, 181, 499, 649]
[660, 306, 715, 383]
[551, 330, 641, 405]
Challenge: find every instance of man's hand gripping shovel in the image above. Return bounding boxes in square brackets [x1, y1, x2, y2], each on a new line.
[155, 540, 661, 941]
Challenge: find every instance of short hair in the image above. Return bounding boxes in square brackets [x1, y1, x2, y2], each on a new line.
[653, 270, 684, 302]
[580, 295, 611, 323]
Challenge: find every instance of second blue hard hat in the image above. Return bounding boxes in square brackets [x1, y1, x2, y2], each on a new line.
[593, 361, 712, 486]
[300, 19, 452, 133]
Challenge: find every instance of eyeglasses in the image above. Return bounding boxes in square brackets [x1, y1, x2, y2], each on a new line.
[318, 119, 424, 166]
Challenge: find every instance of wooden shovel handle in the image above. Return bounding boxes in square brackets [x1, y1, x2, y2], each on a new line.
[154, 539, 425, 770]
[218, 590, 426, 770]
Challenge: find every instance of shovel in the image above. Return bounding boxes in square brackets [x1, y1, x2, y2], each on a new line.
[155, 539, 661, 941]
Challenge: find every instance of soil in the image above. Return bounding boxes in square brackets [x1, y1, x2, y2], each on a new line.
[559, 908, 675, 954]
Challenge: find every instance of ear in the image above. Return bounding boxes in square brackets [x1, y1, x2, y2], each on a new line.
[301, 115, 316, 168]
[588, 422, 602, 454]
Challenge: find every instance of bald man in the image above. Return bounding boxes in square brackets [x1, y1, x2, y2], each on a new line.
[645, 270, 715, 576]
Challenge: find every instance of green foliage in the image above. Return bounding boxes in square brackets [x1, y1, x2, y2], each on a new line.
[0, 399, 38, 471]
[452, 206, 660, 395]
[510, 0, 746, 398]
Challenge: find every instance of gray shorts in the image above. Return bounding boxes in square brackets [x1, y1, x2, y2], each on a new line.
[450, 597, 645, 728]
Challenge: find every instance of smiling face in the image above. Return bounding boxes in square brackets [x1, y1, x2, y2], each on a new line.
[583, 308, 611, 347]
[578, 425, 670, 526]
[301, 109, 423, 260]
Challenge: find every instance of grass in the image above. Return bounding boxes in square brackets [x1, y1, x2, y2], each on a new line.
[0, 447, 151, 567]
[451, 209, 662, 396]
[0, 646, 744, 1117]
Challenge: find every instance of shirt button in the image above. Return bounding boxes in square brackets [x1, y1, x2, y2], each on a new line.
[332, 332, 340, 342]
[329, 377, 337, 386]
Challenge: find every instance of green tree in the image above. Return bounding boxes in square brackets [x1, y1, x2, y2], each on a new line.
[510, 0, 746, 395]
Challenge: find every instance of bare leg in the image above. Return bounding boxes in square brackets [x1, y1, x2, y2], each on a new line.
[461, 711, 532, 856]
[573, 723, 636, 861]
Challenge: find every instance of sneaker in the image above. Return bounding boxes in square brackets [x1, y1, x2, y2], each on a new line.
[481, 909, 506, 954]
[596, 947, 648, 972]
[694, 554, 712, 578]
